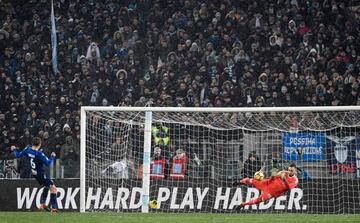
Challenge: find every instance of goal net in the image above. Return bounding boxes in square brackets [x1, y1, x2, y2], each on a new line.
[80, 107, 360, 214]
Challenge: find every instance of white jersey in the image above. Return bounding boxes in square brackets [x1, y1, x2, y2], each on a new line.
[102, 159, 128, 179]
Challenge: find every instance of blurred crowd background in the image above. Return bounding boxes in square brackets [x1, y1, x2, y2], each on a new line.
[0, 0, 360, 178]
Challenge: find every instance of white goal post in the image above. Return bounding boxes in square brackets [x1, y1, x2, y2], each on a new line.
[80, 106, 360, 214]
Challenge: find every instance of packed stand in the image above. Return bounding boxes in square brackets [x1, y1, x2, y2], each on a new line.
[0, 0, 360, 177]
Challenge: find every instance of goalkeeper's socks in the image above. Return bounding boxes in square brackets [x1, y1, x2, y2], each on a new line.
[50, 193, 58, 209]
[40, 187, 49, 204]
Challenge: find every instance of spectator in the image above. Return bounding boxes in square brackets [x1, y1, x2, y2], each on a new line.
[241, 152, 262, 178]
[18, 128, 32, 148]
[60, 135, 80, 178]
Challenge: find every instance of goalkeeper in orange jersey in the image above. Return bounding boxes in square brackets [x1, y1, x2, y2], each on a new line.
[233, 163, 299, 208]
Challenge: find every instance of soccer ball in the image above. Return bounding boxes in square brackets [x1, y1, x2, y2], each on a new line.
[149, 200, 158, 209]
[254, 171, 264, 181]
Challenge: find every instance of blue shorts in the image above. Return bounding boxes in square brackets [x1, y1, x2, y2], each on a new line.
[34, 174, 54, 187]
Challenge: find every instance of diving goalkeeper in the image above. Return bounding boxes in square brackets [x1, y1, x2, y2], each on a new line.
[234, 163, 299, 208]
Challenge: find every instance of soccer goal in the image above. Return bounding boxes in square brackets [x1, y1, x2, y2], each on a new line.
[80, 106, 360, 214]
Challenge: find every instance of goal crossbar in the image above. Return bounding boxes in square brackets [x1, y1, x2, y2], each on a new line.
[81, 106, 360, 113]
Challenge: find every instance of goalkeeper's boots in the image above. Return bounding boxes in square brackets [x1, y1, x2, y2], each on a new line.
[239, 178, 251, 185]
[235, 203, 246, 211]
[38, 204, 50, 211]
[51, 208, 58, 213]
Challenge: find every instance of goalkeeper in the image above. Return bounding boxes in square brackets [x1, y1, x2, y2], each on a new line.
[233, 163, 298, 208]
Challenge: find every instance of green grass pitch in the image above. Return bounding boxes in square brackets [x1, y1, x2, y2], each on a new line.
[1, 212, 360, 223]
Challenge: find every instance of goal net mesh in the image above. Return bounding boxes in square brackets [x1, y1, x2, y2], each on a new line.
[83, 109, 360, 214]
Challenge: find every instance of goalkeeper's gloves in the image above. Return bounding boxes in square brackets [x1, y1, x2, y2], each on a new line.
[280, 171, 289, 181]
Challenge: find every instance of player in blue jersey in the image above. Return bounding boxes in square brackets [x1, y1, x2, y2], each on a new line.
[11, 137, 58, 212]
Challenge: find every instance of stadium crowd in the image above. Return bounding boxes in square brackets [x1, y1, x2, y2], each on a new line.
[0, 0, 360, 177]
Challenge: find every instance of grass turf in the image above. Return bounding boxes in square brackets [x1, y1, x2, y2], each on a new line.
[1, 212, 360, 223]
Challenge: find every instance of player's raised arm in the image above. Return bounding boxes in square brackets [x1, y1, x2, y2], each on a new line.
[11, 145, 27, 158]
[39, 151, 56, 167]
